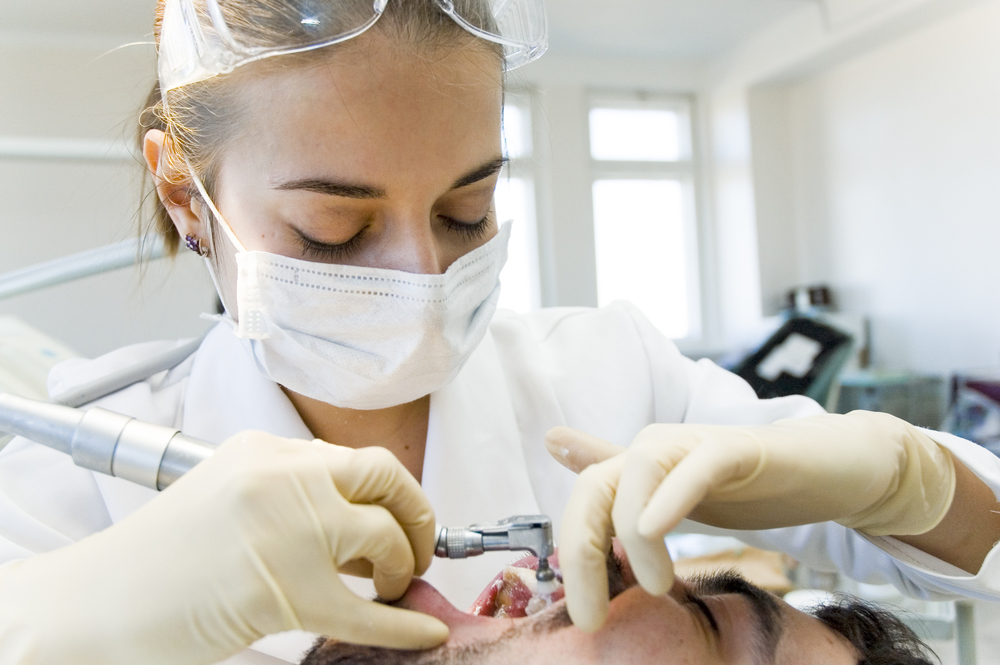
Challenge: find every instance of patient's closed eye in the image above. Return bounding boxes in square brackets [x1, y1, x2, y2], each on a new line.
[686, 594, 719, 634]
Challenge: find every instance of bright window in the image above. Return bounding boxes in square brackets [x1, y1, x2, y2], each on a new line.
[501, 104, 531, 160]
[589, 96, 698, 339]
[589, 108, 681, 161]
[592, 180, 688, 338]
[495, 98, 541, 313]
[495, 176, 539, 312]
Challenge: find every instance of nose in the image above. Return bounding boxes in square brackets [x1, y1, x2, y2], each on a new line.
[377, 215, 446, 275]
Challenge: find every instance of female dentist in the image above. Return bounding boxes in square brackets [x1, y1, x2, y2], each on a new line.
[1, 0, 1000, 663]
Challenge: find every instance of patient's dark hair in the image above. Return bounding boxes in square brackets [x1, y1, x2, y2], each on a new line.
[299, 596, 940, 665]
[812, 598, 937, 665]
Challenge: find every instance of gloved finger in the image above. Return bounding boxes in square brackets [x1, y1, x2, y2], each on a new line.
[559, 454, 627, 632]
[321, 444, 437, 575]
[334, 503, 416, 601]
[316, 596, 449, 650]
[612, 443, 679, 596]
[636, 437, 761, 539]
[544, 427, 626, 473]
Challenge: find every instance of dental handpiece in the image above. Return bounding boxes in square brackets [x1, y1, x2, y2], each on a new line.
[434, 514, 556, 585]
[0, 392, 217, 491]
[0, 392, 556, 585]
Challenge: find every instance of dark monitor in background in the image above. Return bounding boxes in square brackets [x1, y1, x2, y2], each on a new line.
[733, 317, 853, 405]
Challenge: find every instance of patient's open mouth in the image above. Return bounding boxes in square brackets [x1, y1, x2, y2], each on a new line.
[468, 555, 566, 618]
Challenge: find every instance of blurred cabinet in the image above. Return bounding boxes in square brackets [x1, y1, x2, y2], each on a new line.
[835, 372, 946, 430]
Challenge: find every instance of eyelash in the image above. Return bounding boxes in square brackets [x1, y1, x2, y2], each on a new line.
[297, 213, 492, 262]
[298, 228, 367, 262]
[686, 594, 720, 634]
[441, 213, 493, 240]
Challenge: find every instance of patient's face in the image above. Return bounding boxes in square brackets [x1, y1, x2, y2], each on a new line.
[302, 544, 856, 664]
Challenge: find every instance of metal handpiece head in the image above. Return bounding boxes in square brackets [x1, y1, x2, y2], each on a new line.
[434, 514, 556, 583]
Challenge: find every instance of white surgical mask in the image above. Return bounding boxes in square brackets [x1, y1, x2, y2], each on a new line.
[192, 175, 510, 410]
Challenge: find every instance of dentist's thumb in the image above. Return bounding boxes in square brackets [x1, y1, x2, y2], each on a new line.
[544, 427, 626, 473]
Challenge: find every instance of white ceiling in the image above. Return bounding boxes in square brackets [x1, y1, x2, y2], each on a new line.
[545, 0, 815, 59]
[0, 0, 815, 61]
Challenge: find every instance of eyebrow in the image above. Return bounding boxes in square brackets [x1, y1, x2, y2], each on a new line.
[690, 571, 784, 665]
[271, 157, 507, 200]
[273, 178, 385, 199]
[451, 157, 506, 189]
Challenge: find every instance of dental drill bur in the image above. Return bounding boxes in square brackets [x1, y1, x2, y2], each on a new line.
[434, 515, 557, 587]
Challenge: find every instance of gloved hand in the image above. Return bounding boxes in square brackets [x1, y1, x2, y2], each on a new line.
[0, 431, 448, 664]
[545, 411, 956, 632]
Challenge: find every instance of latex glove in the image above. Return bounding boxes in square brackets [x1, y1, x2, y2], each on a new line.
[545, 411, 956, 632]
[0, 431, 448, 665]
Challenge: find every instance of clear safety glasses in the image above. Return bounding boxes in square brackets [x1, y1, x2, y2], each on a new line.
[159, 0, 548, 92]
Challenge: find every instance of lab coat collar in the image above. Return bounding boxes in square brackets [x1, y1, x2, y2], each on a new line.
[181, 324, 313, 444]
[94, 324, 313, 532]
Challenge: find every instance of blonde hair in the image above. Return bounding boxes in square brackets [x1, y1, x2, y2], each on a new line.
[138, 0, 504, 255]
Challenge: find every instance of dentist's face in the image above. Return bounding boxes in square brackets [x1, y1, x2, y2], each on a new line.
[201, 33, 504, 314]
[301, 546, 857, 665]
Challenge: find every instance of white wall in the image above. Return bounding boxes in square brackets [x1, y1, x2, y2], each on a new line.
[0, 39, 217, 360]
[751, 0, 1000, 373]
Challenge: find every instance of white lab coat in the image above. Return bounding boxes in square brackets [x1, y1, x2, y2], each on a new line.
[2, 301, 999, 664]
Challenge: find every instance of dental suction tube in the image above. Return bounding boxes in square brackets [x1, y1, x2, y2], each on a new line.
[0, 393, 216, 490]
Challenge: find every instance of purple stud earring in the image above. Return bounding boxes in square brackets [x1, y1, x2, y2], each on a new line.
[184, 234, 209, 257]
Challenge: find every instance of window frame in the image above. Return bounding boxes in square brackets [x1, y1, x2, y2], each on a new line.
[587, 91, 704, 342]
[495, 88, 543, 313]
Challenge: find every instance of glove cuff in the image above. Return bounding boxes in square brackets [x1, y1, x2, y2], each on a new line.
[838, 413, 957, 537]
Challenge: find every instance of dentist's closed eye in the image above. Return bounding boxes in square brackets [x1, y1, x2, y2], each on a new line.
[295, 226, 368, 261]
[439, 214, 492, 240]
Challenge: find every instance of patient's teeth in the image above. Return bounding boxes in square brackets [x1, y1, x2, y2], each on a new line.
[493, 566, 564, 618]
[525, 595, 550, 616]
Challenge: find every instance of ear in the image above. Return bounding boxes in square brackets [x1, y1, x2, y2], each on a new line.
[143, 129, 209, 243]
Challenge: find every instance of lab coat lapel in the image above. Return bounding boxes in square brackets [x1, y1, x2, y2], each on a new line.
[97, 324, 312, 526]
[421, 330, 540, 606]
[424, 329, 540, 522]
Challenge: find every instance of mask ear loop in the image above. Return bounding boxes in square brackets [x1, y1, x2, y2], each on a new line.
[185, 159, 268, 340]
[158, 90, 259, 335]
[178, 160, 236, 324]
[185, 161, 246, 252]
